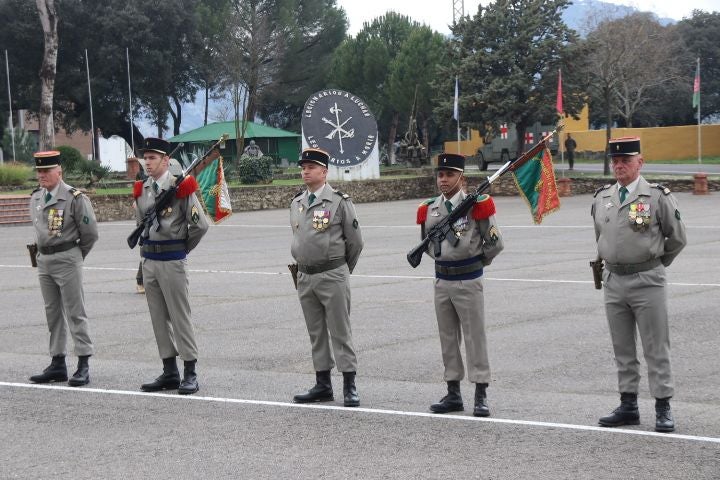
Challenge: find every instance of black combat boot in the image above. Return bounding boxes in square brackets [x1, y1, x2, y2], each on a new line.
[30, 355, 68, 383]
[430, 381, 464, 414]
[473, 383, 490, 417]
[599, 392, 640, 427]
[68, 355, 90, 387]
[141, 357, 181, 392]
[343, 371, 360, 407]
[655, 397, 675, 433]
[178, 360, 199, 395]
[293, 370, 334, 403]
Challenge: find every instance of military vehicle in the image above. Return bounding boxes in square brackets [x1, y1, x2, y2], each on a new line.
[475, 122, 559, 170]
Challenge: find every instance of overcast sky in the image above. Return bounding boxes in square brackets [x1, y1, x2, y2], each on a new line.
[336, 0, 718, 35]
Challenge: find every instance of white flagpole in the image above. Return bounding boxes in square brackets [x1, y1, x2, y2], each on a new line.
[85, 49, 96, 161]
[126, 47, 135, 154]
[454, 76, 460, 154]
[4, 50, 15, 163]
[697, 57, 702, 165]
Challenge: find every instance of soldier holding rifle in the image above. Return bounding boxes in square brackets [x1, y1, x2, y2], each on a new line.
[290, 148, 364, 407]
[133, 137, 209, 395]
[28, 150, 98, 386]
[416, 153, 504, 417]
[592, 137, 686, 433]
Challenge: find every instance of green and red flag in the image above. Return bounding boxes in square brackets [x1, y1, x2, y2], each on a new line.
[512, 142, 560, 224]
[692, 58, 700, 109]
[196, 155, 232, 224]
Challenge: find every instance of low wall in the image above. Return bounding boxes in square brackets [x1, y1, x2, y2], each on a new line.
[88, 175, 718, 223]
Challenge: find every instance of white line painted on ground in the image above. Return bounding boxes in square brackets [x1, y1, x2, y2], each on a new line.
[2, 264, 718, 287]
[1, 381, 718, 445]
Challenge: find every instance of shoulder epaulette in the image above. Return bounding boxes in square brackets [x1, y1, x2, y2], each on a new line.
[175, 175, 199, 198]
[334, 190, 350, 200]
[650, 183, 671, 195]
[472, 194, 496, 220]
[593, 184, 612, 197]
[416, 197, 437, 224]
[133, 181, 144, 199]
[31, 186, 41, 194]
[68, 187, 82, 198]
[293, 190, 304, 199]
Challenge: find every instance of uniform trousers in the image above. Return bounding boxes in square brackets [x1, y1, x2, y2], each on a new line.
[434, 276, 490, 383]
[142, 258, 198, 361]
[37, 247, 94, 357]
[603, 265, 673, 399]
[297, 264, 357, 372]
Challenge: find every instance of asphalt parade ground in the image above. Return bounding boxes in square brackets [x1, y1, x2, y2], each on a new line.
[1, 192, 719, 479]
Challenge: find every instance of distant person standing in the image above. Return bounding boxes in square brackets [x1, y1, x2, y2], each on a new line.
[290, 148, 364, 407]
[592, 137, 686, 433]
[28, 150, 98, 387]
[564, 133, 577, 170]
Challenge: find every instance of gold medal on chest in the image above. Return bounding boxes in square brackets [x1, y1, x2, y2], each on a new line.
[312, 210, 330, 231]
[161, 207, 173, 217]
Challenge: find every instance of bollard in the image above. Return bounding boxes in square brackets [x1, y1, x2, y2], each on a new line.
[557, 177, 572, 197]
[693, 173, 708, 195]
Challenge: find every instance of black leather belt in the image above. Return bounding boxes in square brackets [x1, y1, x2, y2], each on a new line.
[141, 243, 186, 254]
[435, 261, 484, 277]
[605, 258, 661, 275]
[298, 258, 346, 274]
[39, 242, 78, 255]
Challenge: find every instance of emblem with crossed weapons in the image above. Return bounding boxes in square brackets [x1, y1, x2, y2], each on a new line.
[322, 102, 355, 154]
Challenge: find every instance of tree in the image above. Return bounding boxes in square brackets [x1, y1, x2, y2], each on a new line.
[676, 10, 720, 121]
[585, 12, 684, 173]
[329, 13, 424, 152]
[445, 0, 586, 158]
[35, 0, 59, 150]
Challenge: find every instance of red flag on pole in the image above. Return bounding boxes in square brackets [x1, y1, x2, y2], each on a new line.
[693, 58, 700, 108]
[556, 69, 563, 115]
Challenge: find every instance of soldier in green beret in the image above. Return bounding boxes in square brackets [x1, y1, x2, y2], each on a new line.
[28, 150, 98, 386]
[592, 136, 687, 433]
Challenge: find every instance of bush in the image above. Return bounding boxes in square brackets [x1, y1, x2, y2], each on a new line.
[0, 163, 32, 186]
[1, 128, 36, 165]
[56, 145, 85, 173]
[236, 154, 273, 184]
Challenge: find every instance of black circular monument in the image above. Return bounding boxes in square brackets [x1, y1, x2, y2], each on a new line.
[301, 90, 378, 167]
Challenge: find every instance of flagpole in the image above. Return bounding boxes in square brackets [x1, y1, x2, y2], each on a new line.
[85, 49, 96, 161]
[556, 68, 564, 178]
[696, 57, 701, 165]
[4, 50, 15, 163]
[126, 47, 135, 154]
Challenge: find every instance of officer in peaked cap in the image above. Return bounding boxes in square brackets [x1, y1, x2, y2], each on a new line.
[290, 148, 364, 407]
[28, 150, 99, 387]
[592, 136, 686, 433]
[417, 152, 504, 417]
[134, 137, 209, 395]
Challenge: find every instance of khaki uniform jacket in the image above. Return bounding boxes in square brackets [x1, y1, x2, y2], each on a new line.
[134, 175, 209, 251]
[30, 180, 98, 258]
[592, 176, 686, 266]
[290, 183, 363, 272]
[423, 193, 504, 266]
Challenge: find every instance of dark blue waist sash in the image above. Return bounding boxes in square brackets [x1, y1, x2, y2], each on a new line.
[435, 255, 484, 281]
[141, 239, 186, 261]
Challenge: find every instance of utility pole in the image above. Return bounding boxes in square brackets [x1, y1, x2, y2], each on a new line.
[453, 0, 464, 25]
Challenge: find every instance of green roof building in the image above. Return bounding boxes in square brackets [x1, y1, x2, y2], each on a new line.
[169, 121, 301, 164]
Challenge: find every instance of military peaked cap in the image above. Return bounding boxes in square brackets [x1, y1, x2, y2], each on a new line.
[608, 137, 641, 156]
[437, 153, 465, 172]
[299, 148, 330, 167]
[141, 137, 171, 155]
[34, 150, 62, 169]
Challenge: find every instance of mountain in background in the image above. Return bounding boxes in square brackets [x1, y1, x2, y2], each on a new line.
[148, 0, 677, 137]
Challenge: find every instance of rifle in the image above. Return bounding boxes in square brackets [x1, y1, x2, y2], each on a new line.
[407, 126, 563, 268]
[127, 134, 228, 249]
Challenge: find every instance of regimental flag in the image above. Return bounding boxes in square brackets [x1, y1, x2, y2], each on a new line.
[693, 58, 700, 109]
[453, 76, 459, 121]
[556, 68, 563, 115]
[512, 143, 560, 224]
[196, 155, 232, 224]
